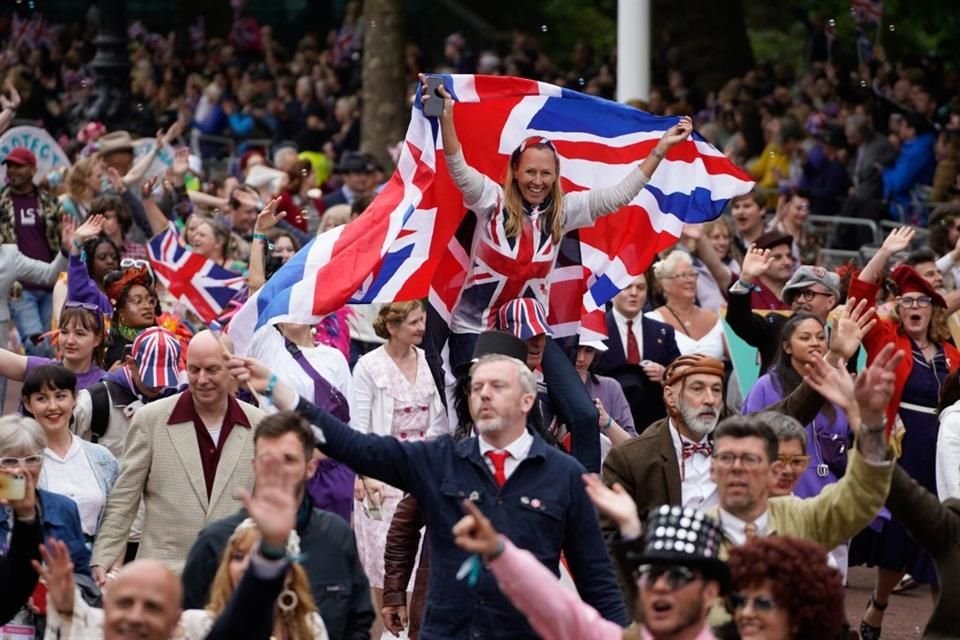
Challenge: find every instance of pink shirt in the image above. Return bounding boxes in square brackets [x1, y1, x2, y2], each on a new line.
[489, 539, 716, 640]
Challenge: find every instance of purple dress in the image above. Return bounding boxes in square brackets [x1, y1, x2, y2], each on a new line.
[742, 372, 850, 498]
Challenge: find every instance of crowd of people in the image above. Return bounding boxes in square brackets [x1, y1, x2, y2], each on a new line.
[0, 4, 959, 640]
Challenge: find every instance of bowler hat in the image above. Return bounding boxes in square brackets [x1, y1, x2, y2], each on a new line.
[336, 151, 374, 174]
[455, 330, 528, 377]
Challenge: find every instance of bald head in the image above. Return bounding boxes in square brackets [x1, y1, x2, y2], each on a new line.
[186, 330, 232, 411]
[103, 560, 182, 640]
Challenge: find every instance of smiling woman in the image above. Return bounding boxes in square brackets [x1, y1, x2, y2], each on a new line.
[20, 364, 119, 541]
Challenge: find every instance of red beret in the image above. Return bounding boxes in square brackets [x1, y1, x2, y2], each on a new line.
[890, 264, 946, 308]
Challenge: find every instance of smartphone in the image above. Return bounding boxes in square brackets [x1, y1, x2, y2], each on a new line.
[122, 344, 134, 360]
[423, 76, 445, 118]
[0, 472, 26, 500]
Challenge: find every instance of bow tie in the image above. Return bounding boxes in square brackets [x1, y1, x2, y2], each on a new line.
[682, 441, 713, 461]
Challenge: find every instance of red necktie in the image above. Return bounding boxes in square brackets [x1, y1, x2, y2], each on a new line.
[626, 319, 641, 365]
[486, 450, 512, 488]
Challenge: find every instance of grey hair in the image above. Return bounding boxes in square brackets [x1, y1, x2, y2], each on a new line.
[752, 411, 806, 452]
[653, 250, 694, 282]
[0, 415, 47, 456]
[470, 353, 537, 396]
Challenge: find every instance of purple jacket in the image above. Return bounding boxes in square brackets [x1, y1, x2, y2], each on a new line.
[742, 372, 850, 498]
[66, 254, 112, 316]
[584, 374, 636, 436]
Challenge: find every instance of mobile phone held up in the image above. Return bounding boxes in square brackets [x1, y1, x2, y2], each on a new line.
[0, 472, 26, 500]
[423, 76, 445, 118]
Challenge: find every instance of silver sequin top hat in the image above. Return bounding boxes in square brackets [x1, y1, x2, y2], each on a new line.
[632, 505, 730, 591]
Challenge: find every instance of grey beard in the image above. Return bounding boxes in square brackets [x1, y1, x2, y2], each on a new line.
[679, 403, 719, 437]
[475, 417, 506, 434]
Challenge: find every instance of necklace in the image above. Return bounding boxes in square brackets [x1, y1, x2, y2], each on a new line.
[665, 304, 693, 336]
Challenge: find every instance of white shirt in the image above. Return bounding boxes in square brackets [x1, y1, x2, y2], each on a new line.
[248, 325, 352, 400]
[717, 508, 770, 546]
[668, 421, 718, 511]
[612, 307, 643, 360]
[42, 437, 105, 537]
[478, 428, 534, 482]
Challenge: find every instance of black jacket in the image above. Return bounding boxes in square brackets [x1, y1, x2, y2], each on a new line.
[182, 502, 374, 640]
[0, 515, 42, 625]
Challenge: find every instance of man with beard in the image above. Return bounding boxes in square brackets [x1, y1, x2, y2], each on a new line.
[727, 256, 841, 374]
[227, 352, 629, 637]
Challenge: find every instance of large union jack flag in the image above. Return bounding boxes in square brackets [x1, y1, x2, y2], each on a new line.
[227, 74, 753, 353]
[148, 224, 246, 324]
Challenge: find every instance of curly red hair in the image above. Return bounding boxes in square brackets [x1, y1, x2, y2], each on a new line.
[727, 536, 845, 638]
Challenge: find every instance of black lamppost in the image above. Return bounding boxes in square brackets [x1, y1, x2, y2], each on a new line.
[77, 0, 131, 126]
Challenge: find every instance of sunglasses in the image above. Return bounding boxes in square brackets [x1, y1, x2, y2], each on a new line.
[634, 564, 700, 591]
[0, 454, 43, 469]
[63, 301, 100, 312]
[727, 592, 777, 613]
[121, 258, 151, 270]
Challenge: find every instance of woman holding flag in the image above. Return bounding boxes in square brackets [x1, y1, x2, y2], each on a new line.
[420, 74, 694, 368]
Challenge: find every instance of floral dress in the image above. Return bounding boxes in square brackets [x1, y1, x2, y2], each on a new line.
[353, 347, 434, 587]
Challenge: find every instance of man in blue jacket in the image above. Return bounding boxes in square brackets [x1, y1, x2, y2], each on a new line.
[883, 111, 936, 218]
[228, 352, 628, 639]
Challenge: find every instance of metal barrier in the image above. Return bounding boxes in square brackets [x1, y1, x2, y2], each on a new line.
[807, 214, 881, 247]
[818, 248, 861, 269]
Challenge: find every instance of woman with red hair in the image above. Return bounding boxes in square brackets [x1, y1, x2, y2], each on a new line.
[847, 226, 959, 639]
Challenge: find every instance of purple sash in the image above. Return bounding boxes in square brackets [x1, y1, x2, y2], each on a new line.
[285, 339, 354, 521]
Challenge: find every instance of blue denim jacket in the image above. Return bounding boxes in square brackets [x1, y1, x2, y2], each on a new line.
[297, 397, 627, 639]
[0, 489, 91, 577]
[39, 439, 119, 534]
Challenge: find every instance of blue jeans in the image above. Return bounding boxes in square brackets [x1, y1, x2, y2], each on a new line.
[10, 288, 54, 357]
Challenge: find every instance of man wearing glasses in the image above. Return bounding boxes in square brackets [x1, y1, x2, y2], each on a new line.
[706, 345, 899, 556]
[727, 256, 841, 374]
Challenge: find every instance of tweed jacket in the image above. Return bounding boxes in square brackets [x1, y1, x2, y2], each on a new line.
[0, 185, 64, 254]
[706, 442, 894, 558]
[90, 392, 263, 574]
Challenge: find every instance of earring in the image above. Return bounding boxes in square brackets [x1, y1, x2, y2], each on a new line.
[277, 587, 298, 613]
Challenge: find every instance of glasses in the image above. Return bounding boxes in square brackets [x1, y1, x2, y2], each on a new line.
[777, 454, 811, 471]
[796, 290, 833, 302]
[127, 295, 158, 307]
[0, 455, 43, 469]
[634, 564, 700, 591]
[727, 592, 777, 613]
[121, 258, 150, 270]
[664, 271, 699, 281]
[712, 452, 765, 470]
[897, 296, 932, 309]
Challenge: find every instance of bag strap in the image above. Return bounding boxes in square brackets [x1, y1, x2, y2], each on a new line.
[88, 383, 111, 443]
[284, 338, 350, 421]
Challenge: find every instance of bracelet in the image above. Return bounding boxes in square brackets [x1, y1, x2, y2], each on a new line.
[651, 147, 666, 160]
[487, 537, 506, 561]
[265, 373, 279, 398]
[253, 232, 268, 242]
[602, 415, 613, 430]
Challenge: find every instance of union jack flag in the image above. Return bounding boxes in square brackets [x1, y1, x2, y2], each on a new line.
[148, 224, 245, 324]
[851, 0, 883, 24]
[227, 74, 753, 353]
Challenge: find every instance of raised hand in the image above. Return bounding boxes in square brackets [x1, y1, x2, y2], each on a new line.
[171, 147, 190, 178]
[417, 73, 454, 119]
[254, 197, 285, 233]
[106, 166, 125, 193]
[659, 116, 693, 149]
[452, 499, 501, 558]
[828, 297, 876, 361]
[163, 118, 186, 145]
[32, 539, 75, 616]
[0, 79, 21, 110]
[237, 456, 297, 549]
[75, 214, 105, 241]
[880, 226, 915, 255]
[582, 474, 641, 538]
[140, 176, 159, 200]
[801, 356, 856, 417]
[739, 246, 774, 284]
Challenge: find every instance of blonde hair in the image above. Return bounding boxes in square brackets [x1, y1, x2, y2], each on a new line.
[319, 204, 351, 233]
[65, 157, 99, 201]
[502, 144, 565, 244]
[207, 527, 318, 640]
[372, 300, 425, 340]
[702, 216, 741, 262]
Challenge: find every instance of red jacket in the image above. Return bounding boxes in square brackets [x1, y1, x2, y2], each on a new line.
[848, 274, 960, 432]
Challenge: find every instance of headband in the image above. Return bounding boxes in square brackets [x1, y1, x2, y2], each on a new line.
[105, 265, 155, 303]
[518, 136, 555, 154]
[663, 353, 726, 387]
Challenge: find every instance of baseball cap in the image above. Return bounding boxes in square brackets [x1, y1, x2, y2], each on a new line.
[131, 327, 185, 390]
[4, 148, 37, 167]
[496, 298, 553, 341]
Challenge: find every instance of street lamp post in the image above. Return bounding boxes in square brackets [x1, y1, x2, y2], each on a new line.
[79, 0, 131, 125]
